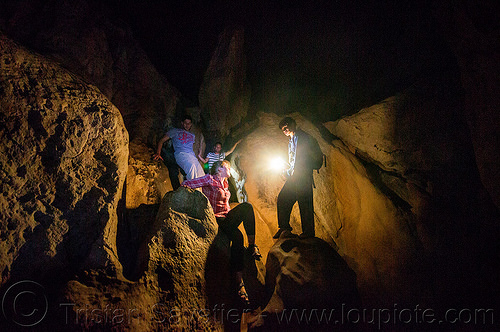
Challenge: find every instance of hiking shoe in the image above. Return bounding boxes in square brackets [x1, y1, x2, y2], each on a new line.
[249, 244, 262, 260]
[238, 281, 250, 306]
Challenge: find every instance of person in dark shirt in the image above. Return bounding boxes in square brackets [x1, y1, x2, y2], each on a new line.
[273, 117, 319, 239]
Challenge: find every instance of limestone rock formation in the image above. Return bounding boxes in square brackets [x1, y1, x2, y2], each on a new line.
[199, 26, 251, 140]
[229, 107, 499, 310]
[249, 236, 359, 329]
[125, 141, 174, 210]
[325, 82, 500, 307]
[0, 32, 128, 285]
[0, 0, 179, 143]
[61, 188, 223, 331]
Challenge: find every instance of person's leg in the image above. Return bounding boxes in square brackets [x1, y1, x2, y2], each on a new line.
[218, 216, 245, 272]
[297, 178, 315, 237]
[161, 147, 181, 190]
[175, 152, 204, 180]
[192, 156, 205, 179]
[230, 228, 245, 272]
[225, 202, 255, 242]
[277, 179, 296, 231]
[223, 203, 261, 259]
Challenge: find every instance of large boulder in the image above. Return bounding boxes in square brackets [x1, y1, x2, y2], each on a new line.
[61, 188, 223, 331]
[0, 32, 128, 287]
[249, 236, 359, 330]
[125, 141, 174, 210]
[0, 0, 179, 143]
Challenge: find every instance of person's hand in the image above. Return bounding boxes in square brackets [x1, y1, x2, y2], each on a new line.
[153, 153, 163, 161]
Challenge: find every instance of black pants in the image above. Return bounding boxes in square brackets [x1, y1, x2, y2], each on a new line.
[216, 202, 255, 272]
[161, 147, 185, 190]
[277, 175, 315, 236]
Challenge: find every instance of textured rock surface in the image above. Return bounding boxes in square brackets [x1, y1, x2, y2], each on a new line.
[249, 236, 359, 329]
[229, 108, 499, 309]
[0, 32, 129, 285]
[199, 27, 251, 140]
[125, 141, 174, 210]
[325, 82, 499, 306]
[61, 188, 222, 331]
[0, 0, 179, 143]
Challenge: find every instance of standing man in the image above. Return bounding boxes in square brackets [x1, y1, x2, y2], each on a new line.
[153, 115, 205, 181]
[273, 117, 321, 239]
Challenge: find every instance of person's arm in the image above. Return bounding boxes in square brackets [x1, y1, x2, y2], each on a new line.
[198, 153, 208, 164]
[181, 174, 211, 189]
[198, 134, 205, 158]
[197, 134, 208, 163]
[153, 133, 170, 161]
[224, 138, 242, 156]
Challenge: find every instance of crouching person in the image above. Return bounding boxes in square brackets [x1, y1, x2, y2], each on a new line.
[181, 160, 261, 305]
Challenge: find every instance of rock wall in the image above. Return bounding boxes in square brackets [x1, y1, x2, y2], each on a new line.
[324, 82, 500, 308]
[0, 32, 128, 286]
[229, 98, 499, 310]
[0, 0, 179, 143]
[199, 26, 251, 141]
[59, 188, 223, 331]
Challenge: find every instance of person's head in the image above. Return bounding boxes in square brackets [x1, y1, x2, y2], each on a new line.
[210, 160, 231, 178]
[279, 117, 296, 137]
[180, 115, 193, 131]
[213, 142, 223, 153]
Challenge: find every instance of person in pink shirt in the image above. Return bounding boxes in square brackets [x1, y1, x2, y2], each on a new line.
[182, 160, 261, 305]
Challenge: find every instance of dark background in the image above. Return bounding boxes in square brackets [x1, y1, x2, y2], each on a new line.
[98, 0, 456, 122]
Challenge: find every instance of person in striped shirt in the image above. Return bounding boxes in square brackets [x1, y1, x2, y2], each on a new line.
[198, 139, 241, 172]
[181, 160, 261, 305]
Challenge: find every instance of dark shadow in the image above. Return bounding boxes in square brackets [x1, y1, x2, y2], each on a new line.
[116, 203, 160, 280]
[257, 237, 361, 331]
[204, 231, 266, 331]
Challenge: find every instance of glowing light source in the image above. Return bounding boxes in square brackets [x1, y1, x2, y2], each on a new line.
[270, 156, 288, 172]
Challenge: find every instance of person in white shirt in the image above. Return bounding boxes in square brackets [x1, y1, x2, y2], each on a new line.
[153, 115, 205, 181]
